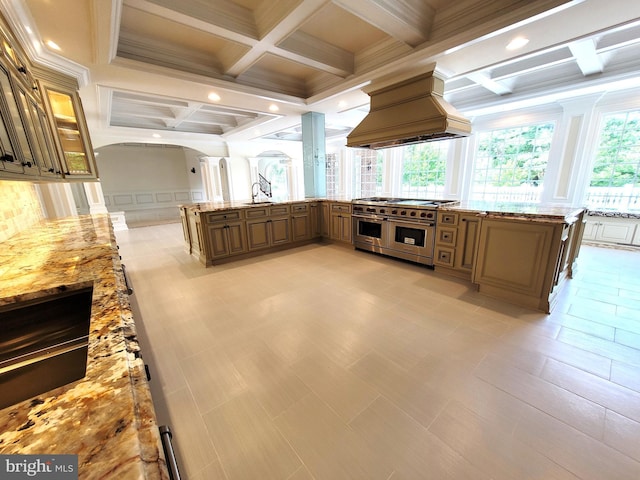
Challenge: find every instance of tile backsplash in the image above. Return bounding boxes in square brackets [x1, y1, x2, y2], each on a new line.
[0, 180, 44, 242]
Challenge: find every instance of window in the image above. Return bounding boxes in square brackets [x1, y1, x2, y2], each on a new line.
[400, 143, 448, 198]
[471, 123, 554, 203]
[326, 153, 338, 196]
[586, 110, 640, 211]
[353, 149, 382, 197]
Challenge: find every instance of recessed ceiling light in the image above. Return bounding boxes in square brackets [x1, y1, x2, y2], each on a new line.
[269, 104, 279, 112]
[208, 92, 221, 102]
[46, 40, 61, 51]
[152, 133, 161, 138]
[506, 36, 529, 51]
[338, 100, 348, 109]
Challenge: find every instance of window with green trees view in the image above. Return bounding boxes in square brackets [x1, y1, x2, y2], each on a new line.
[400, 143, 448, 198]
[587, 110, 640, 211]
[472, 122, 555, 202]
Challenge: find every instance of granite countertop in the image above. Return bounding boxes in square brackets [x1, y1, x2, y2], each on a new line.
[180, 196, 351, 213]
[440, 201, 586, 223]
[0, 215, 168, 479]
[180, 197, 589, 222]
[587, 209, 640, 219]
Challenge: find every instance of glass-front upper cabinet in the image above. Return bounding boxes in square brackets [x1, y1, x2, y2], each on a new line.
[0, 62, 38, 175]
[39, 82, 98, 179]
[17, 84, 61, 178]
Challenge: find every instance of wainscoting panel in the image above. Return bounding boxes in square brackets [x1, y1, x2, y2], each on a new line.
[103, 189, 204, 227]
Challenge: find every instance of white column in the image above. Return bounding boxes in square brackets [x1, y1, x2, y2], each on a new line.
[83, 181, 109, 214]
[542, 94, 602, 205]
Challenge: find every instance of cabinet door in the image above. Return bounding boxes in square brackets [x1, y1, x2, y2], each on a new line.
[310, 203, 321, 238]
[321, 202, 330, 237]
[339, 215, 352, 243]
[247, 219, 270, 250]
[330, 213, 342, 240]
[596, 220, 635, 244]
[292, 214, 310, 241]
[0, 64, 31, 174]
[271, 217, 291, 245]
[40, 83, 98, 179]
[456, 215, 481, 271]
[582, 219, 598, 240]
[475, 219, 555, 298]
[226, 222, 248, 255]
[15, 84, 45, 175]
[0, 97, 18, 174]
[28, 100, 61, 178]
[208, 224, 231, 258]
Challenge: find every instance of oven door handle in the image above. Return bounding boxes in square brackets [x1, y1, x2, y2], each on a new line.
[353, 214, 389, 221]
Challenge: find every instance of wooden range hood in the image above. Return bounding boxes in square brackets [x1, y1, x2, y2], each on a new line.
[347, 69, 472, 149]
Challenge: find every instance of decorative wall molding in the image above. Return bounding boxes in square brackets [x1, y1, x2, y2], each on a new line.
[102, 188, 203, 226]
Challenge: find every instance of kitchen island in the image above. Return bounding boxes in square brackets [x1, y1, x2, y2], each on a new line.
[0, 215, 168, 479]
[437, 202, 586, 313]
[180, 198, 341, 266]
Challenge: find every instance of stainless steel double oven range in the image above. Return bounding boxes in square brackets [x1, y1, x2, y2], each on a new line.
[352, 197, 459, 266]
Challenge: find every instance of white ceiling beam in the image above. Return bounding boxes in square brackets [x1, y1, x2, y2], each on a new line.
[131, 0, 258, 38]
[166, 103, 202, 129]
[569, 38, 603, 76]
[466, 72, 513, 95]
[223, 0, 329, 77]
[277, 31, 354, 76]
[334, 0, 433, 47]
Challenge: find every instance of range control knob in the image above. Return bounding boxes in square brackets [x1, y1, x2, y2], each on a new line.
[420, 212, 427, 217]
[410, 211, 416, 216]
[380, 208, 385, 214]
[427, 212, 434, 218]
[392, 210, 398, 215]
[401, 210, 407, 215]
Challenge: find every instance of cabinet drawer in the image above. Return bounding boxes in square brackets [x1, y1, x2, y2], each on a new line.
[437, 227, 457, 246]
[331, 203, 351, 213]
[438, 212, 458, 225]
[206, 210, 243, 223]
[434, 247, 455, 267]
[245, 207, 270, 219]
[270, 205, 290, 216]
[291, 203, 309, 213]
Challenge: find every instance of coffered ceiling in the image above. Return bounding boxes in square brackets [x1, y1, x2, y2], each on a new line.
[6, 0, 640, 148]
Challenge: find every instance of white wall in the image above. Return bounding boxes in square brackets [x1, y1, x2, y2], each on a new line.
[96, 143, 205, 226]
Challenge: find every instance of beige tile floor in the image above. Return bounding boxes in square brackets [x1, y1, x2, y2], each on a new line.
[116, 223, 640, 480]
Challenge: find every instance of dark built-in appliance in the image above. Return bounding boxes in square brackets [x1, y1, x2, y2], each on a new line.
[352, 197, 458, 266]
[0, 284, 94, 410]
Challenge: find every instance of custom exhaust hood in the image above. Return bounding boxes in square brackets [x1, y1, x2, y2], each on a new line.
[346, 69, 472, 149]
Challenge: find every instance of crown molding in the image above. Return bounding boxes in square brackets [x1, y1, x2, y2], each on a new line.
[0, 0, 90, 86]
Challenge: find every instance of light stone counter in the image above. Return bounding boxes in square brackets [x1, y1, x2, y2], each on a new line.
[441, 201, 585, 223]
[0, 215, 168, 480]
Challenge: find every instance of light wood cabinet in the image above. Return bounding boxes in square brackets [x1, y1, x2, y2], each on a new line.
[202, 209, 247, 264]
[246, 204, 291, 251]
[321, 202, 330, 237]
[182, 201, 341, 266]
[37, 77, 98, 179]
[291, 203, 312, 242]
[434, 211, 481, 279]
[329, 202, 352, 243]
[0, 16, 96, 181]
[208, 222, 247, 257]
[474, 210, 584, 313]
[309, 202, 322, 238]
